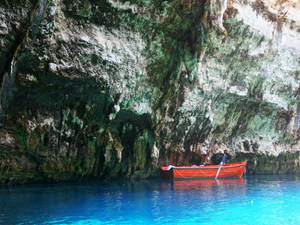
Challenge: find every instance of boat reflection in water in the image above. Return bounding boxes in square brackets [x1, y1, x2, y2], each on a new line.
[172, 178, 246, 191]
[161, 178, 247, 203]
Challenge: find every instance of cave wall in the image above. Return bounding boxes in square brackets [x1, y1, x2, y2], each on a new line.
[0, 0, 299, 184]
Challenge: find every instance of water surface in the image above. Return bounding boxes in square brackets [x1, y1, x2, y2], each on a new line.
[1, 175, 300, 224]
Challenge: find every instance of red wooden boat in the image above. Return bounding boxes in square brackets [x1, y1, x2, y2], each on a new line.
[160, 161, 247, 179]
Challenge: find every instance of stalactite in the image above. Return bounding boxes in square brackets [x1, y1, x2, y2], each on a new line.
[272, 3, 288, 49]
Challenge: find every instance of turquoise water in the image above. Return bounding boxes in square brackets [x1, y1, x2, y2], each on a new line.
[1, 175, 300, 224]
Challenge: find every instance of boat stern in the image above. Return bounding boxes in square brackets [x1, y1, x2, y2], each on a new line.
[160, 166, 173, 179]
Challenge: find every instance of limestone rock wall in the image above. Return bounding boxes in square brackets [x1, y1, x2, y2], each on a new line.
[0, 0, 299, 184]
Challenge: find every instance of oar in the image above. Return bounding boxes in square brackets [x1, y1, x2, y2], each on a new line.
[215, 155, 226, 179]
[215, 163, 222, 179]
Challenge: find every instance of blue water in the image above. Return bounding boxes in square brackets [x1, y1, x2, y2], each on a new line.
[1, 175, 300, 224]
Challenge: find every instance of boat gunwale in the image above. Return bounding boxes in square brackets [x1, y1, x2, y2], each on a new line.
[172, 164, 245, 170]
[160, 161, 247, 171]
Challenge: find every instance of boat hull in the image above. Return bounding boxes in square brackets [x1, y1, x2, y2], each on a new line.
[160, 161, 247, 179]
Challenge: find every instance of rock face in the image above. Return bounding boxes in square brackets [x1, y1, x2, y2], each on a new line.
[0, 0, 299, 184]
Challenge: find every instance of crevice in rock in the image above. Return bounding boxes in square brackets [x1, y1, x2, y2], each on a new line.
[0, 0, 47, 115]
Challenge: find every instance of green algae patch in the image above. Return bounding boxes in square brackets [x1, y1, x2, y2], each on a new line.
[210, 92, 289, 142]
[134, 129, 154, 171]
[63, 0, 121, 28]
[248, 76, 266, 99]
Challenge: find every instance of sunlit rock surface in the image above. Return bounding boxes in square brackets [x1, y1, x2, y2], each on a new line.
[0, 0, 299, 184]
